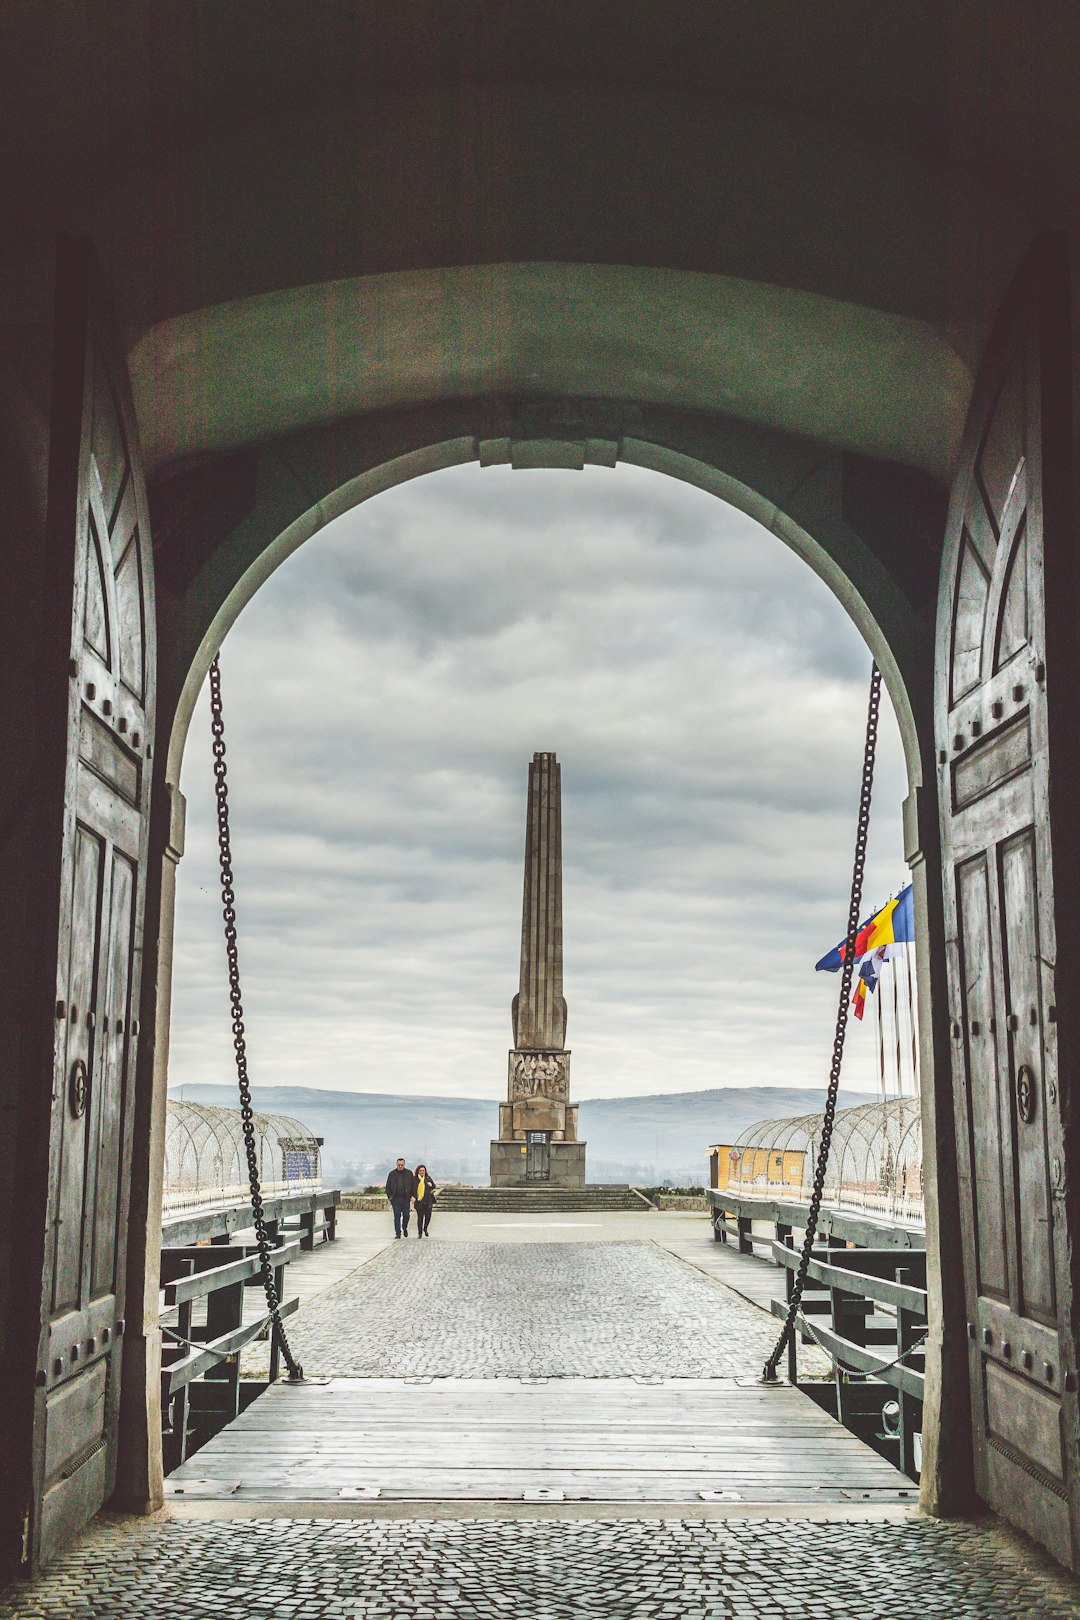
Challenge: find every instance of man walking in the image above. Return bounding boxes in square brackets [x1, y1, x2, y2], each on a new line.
[385, 1157, 416, 1238]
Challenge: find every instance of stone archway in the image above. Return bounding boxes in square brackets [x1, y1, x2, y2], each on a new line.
[6, 3, 1080, 1581]
[112, 402, 969, 1534]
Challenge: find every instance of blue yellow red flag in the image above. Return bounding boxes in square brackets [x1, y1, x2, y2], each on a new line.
[815, 884, 914, 975]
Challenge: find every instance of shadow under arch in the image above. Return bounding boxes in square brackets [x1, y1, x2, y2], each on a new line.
[122, 406, 970, 1530]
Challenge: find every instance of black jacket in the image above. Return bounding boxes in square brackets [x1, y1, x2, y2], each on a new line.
[414, 1176, 437, 1207]
[386, 1168, 416, 1199]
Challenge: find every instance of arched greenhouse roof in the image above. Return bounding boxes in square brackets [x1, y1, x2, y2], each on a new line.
[725, 1096, 923, 1222]
[163, 1099, 322, 1214]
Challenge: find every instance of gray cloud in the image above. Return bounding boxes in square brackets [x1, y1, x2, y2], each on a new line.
[170, 463, 911, 1106]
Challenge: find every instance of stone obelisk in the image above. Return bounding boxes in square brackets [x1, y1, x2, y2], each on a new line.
[490, 753, 586, 1188]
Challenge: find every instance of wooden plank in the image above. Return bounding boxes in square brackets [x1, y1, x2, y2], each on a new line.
[162, 1242, 300, 1306]
[768, 1240, 928, 1314]
[166, 1376, 910, 1504]
[162, 1189, 340, 1249]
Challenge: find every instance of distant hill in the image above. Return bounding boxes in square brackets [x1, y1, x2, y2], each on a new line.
[168, 1083, 882, 1187]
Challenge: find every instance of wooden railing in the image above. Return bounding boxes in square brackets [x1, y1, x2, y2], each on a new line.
[718, 1179, 924, 1227]
[161, 1186, 339, 1249]
[707, 1187, 927, 1479]
[159, 1187, 339, 1471]
[163, 1176, 322, 1217]
[160, 1240, 300, 1472]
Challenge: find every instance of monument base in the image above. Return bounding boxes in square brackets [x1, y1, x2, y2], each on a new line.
[489, 1139, 587, 1189]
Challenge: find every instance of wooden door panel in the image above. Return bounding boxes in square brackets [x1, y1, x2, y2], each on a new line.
[51, 824, 104, 1317]
[113, 538, 145, 698]
[986, 1360, 1064, 1479]
[89, 347, 131, 532]
[83, 515, 110, 664]
[29, 239, 156, 1571]
[91, 850, 136, 1298]
[955, 855, 1009, 1301]
[937, 235, 1076, 1565]
[974, 345, 1026, 536]
[950, 713, 1032, 815]
[992, 514, 1030, 669]
[38, 1359, 110, 1560]
[950, 536, 991, 699]
[999, 829, 1056, 1324]
[78, 708, 142, 809]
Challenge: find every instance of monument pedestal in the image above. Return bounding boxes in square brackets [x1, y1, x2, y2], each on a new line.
[490, 1138, 587, 1189]
[489, 1048, 587, 1188]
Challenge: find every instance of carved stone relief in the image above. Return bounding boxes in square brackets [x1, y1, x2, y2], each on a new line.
[509, 1050, 569, 1101]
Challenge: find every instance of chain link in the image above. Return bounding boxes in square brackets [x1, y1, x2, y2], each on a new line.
[209, 655, 303, 1381]
[795, 1315, 929, 1380]
[762, 661, 882, 1382]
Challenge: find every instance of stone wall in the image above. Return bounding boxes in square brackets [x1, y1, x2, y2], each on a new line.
[339, 1192, 389, 1212]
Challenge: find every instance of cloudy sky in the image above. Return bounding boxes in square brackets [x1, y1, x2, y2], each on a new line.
[169, 462, 911, 1104]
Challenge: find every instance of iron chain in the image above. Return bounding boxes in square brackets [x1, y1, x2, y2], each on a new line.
[795, 1315, 929, 1380]
[762, 661, 882, 1381]
[209, 654, 303, 1381]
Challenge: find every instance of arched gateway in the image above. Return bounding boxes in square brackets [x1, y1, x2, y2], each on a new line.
[2, 3, 1079, 1579]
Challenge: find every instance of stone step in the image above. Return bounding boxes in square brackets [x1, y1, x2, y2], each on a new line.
[435, 1185, 651, 1213]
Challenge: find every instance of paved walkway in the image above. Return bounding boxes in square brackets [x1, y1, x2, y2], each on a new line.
[238, 1211, 393, 1376]
[5, 1211, 1080, 1617]
[5, 1511, 1080, 1619]
[239, 1235, 829, 1379]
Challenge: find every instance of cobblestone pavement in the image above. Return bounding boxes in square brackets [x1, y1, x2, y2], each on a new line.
[258, 1240, 830, 1379]
[3, 1511, 1080, 1619]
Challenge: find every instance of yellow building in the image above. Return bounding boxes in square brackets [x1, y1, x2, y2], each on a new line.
[709, 1143, 806, 1193]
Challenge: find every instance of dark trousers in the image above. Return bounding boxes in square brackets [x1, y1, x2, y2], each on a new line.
[416, 1201, 433, 1236]
[391, 1194, 411, 1235]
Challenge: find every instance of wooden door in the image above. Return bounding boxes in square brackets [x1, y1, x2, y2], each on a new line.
[937, 235, 1079, 1567]
[29, 240, 156, 1568]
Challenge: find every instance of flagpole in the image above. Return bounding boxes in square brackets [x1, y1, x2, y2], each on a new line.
[892, 950, 904, 1097]
[876, 967, 888, 1105]
[905, 942, 920, 1096]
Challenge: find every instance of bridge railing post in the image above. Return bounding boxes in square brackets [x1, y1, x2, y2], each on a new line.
[896, 1264, 919, 1478]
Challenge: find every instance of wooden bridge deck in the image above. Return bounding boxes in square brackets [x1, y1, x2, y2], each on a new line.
[166, 1374, 914, 1507]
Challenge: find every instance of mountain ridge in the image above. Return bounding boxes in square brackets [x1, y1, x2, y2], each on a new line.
[168, 1082, 885, 1185]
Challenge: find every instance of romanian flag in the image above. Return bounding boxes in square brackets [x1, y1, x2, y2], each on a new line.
[816, 885, 915, 1018]
[815, 884, 915, 974]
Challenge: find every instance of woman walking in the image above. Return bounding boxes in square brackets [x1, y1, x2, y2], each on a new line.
[414, 1165, 437, 1238]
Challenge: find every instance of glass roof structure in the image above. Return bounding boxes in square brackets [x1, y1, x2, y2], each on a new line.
[163, 1099, 322, 1215]
[723, 1096, 923, 1225]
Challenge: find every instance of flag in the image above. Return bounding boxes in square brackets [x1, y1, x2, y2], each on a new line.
[852, 945, 887, 1017]
[815, 884, 915, 975]
[816, 885, 915, 1019]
